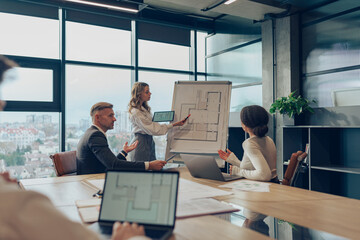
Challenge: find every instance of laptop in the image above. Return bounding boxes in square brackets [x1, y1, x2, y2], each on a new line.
[90, 169, 179, 240]
[181, 154, 242, 181]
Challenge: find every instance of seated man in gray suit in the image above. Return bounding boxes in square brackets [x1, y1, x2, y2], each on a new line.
[77, 102, 166, 174]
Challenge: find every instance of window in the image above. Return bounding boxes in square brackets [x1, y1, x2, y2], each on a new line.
[230, 85, 262, 112]
[138, 71, 189, 159]
[303, 69, 360, 107]
[138, 71, 189, 111]
[65, 65, 132, 152]
[0, 12, 59, 59]
[66, 21, 131, 65]
[0, 57, 60, 180]
[138, 40, 190, 71]
[197, 31, 207, 73]
[207, 41, 262, 86]
[1, 67, 53, 101]
[302, 11, 360, 73]
[197, 74, 206, 81]
[0, 0, 206, 178]
[301, 6, 360, 108]
[0, 112, 59, 179]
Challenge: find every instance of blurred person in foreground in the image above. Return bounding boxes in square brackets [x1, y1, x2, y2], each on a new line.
[0, 55, 149, 240]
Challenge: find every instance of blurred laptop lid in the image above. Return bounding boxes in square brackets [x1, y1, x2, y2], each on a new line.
[181, 154, 242, 181]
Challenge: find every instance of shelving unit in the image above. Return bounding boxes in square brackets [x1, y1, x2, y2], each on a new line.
[283, 126, 360, 200]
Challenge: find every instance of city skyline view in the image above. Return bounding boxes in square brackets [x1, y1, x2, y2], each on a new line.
[0, 110, 169, 180]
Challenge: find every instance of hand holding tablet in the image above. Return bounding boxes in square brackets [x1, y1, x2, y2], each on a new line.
[152, 111, 175, 122]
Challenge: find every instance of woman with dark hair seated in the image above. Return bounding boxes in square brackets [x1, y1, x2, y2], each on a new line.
[218, 105, 278, 182]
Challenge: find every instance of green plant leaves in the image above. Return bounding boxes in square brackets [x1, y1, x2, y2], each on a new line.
[270, 90, 315, 118]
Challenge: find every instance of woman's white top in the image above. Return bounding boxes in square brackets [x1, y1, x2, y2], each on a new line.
[130, 106, 173, 136]
[226, 136, 277, 181]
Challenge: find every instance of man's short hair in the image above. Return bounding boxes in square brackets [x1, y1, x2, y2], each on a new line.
[90, 102, 113, 121]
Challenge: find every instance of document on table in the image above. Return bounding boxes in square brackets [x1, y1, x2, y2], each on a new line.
[75, 199, 101, 223]
[176, 198, 238, 219]
[78, 206, 99, 223]
[81, 179, 105, 191]
[76, 198, 101, 208]
[219, 180, 271, 192]
[178, 179, 233, 202]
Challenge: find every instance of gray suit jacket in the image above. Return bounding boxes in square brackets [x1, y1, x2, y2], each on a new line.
[76, 126, 145, 175]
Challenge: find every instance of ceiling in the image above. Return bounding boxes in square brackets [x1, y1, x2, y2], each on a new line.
[18, 0, 339, 32]
[139, 0, 337, 32]
[144, 0, 288, 21]
[142, 0, 337, 21]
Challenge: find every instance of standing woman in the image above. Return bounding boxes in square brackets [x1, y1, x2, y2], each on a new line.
[128, 82, 188, 162]
[218, 105, 278, 182]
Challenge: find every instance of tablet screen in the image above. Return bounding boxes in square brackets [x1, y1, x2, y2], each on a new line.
[152, 111, 175, 122]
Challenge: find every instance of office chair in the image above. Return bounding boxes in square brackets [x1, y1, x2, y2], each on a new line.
[50, 151, 77, 176]
[282, 151, 308, 186]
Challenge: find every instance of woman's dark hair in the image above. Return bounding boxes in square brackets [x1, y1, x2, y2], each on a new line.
[240, 105, 269, 137]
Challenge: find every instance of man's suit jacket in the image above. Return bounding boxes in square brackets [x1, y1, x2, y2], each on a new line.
[76, 126, 145, 175]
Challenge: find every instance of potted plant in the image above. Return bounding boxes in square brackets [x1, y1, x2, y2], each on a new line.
[269, 90, 316, 125]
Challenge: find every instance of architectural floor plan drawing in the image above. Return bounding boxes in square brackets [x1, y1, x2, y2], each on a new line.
[100, 172, 177, 224]
[167, 81, 231, 154]
[113, 173, 172, 222]
[175, 91, 221, 142]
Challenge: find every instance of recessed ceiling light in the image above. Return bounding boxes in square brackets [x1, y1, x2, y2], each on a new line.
[224, 0, 237, 5]
[64, 0, 139, 13]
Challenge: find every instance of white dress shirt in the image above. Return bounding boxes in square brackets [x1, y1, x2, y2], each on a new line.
[130, 107, 173, 135]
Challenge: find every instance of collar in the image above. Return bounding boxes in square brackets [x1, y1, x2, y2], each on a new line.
[92, 124, 107, 137]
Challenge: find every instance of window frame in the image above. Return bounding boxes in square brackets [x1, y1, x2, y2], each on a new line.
[3, 55, 61, 112]
[0, 1, 213, 156]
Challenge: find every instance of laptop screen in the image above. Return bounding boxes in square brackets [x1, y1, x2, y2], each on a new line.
[99, 170, 179, 227]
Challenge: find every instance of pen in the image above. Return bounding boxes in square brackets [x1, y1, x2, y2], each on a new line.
[184, 114, 191, 121]
[166, 154, 176, 162]
[92, 190, 103, 198]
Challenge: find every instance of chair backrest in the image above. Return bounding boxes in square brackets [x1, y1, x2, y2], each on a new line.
[282, 151, 308, 186]
[50, 151, 77, 176]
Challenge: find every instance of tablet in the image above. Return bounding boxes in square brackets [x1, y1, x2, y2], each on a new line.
[152, 111, 175, 122]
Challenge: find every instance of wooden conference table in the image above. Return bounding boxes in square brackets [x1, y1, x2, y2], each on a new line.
[19, 167, 360, 239]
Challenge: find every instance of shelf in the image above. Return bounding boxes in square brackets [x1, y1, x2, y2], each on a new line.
[311, 165, 360, 175]
[283, 126, 360, 199]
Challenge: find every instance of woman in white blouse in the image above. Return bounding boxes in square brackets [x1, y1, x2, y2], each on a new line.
[218, 105, 278, 182]
[128, 82, 188, 162]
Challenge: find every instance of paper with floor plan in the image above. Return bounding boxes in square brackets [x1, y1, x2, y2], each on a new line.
[176, 198, 238, 219]
[76, 178, 233, 223]
[78, 206, 99, 223]
[178, 178, 233, 201]
[167, 81, 232, 154]
[81, 178, 233, 200]
[82, 179, 105, 191]
[219, 180, 271, 192]
[75, 199, 101, 223]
